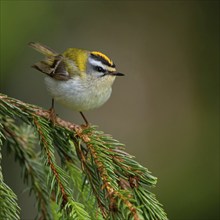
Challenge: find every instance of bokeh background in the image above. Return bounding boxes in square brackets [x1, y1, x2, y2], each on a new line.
[1, 1, 219, 219]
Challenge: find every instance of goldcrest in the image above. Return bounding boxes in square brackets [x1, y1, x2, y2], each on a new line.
[29, 42, 123, 124]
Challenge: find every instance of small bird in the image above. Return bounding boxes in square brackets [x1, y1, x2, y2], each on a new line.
[29, 42, 124, 125]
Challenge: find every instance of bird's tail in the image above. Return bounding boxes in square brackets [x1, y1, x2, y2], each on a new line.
[28, 42, 58, 57]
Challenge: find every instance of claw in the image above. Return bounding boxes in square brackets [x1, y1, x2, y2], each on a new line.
[80, 111, 90, 127]
[48, 98, 57, 124]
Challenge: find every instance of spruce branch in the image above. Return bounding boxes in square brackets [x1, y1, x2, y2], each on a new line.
[0, 127, 20, 220]
[0, 93, 168, 220]
[1, 118, 51, 219]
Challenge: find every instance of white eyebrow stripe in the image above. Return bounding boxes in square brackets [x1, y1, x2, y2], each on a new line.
[88, 57, 106, 69]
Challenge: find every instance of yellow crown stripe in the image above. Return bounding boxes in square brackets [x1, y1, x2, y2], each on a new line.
[91, 51, 113, 66]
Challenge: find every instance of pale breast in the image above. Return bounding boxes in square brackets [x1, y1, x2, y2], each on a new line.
[44, 76, 113, 111]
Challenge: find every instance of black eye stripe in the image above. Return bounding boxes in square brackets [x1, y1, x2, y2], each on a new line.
[94, 66, 105, 73]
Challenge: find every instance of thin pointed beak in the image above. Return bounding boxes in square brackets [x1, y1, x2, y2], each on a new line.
[111, 72, 124, 76]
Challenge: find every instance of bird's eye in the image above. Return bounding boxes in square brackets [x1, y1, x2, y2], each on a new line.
[95, 66, 105, 73]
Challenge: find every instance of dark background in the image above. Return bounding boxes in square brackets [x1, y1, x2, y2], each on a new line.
[1, 1, 219, 219]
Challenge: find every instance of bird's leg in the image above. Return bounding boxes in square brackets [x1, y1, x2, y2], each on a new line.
[49, 98, 57, 124]
[80, 111, 89, 127]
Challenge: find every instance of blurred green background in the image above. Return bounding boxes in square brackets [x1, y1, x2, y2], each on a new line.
[1, 1, 219, 219]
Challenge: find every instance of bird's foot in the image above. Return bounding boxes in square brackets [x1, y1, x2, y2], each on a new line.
[48, 107, 57, 124]
[81, 123, 90, 129]
[80, 112, 90, 128]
